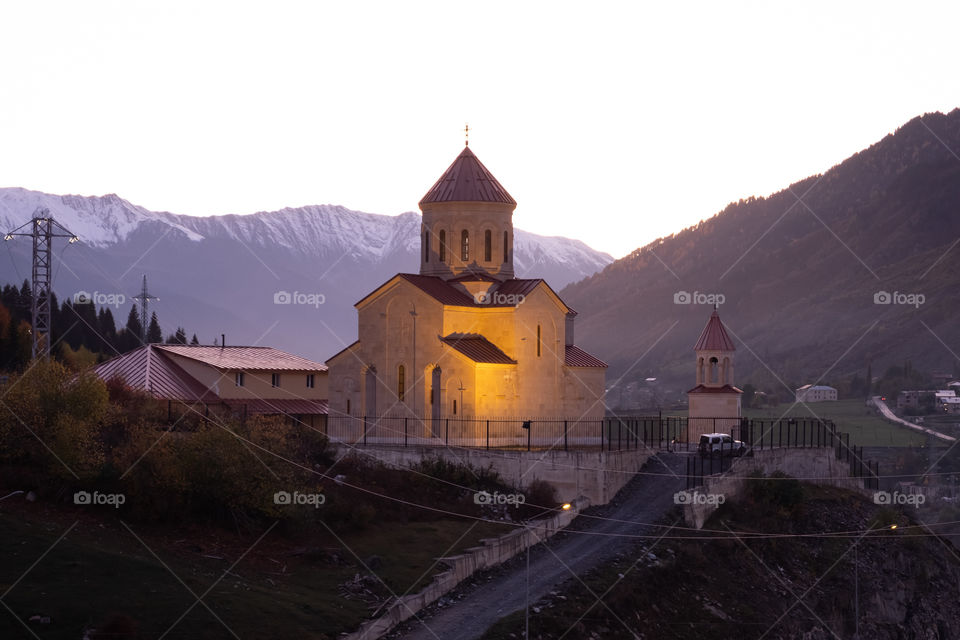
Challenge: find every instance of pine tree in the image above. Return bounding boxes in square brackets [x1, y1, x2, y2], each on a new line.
[190, 333, 200, 345]
[118, 304, 143, 352]
[174, 327, 187, 344]
[98, 307, 118, 353]
[146, 312, 163, 344]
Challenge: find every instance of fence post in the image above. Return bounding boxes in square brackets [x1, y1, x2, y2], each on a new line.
[363, 415, 367, 446]
[528, 421, 532, 451]
[445, 418, 449, 445]
[486, 420, 490, 450]
[404, 417, 408, 447]
[564, 420, 568, 452]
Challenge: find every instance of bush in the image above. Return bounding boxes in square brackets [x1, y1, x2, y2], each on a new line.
[0, 359, 108, 479]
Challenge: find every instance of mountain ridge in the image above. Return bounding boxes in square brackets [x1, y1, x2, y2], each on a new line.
[561, 109, 960, 403]
[0, 188, 613, 362]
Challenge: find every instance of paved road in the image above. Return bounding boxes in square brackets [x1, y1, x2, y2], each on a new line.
[392, 452, 686, 640]
[871, 396, 955, 442]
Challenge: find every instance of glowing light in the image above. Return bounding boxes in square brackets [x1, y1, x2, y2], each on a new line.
[890, 524, 897, 530]
[562, 503, 572, 511]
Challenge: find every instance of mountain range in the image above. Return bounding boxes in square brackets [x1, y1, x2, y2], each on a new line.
[561, 109, 960, 402]
[0, 191, 612, 362]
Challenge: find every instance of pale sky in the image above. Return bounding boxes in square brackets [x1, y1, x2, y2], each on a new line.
[2, 1, 958, 258]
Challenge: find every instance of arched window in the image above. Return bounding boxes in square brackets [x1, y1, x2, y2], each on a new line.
[709, 357, 719, 384]
[397, 365, 405, 401]
[424, 228, 430, 263]
[503, 231, 509, 262]
[537, 324, 542, 357]
[461, 230, 469, 261]
[484, 229, 492, 262]
[439, 230, 446, 262]
[346, 398, 351, 415]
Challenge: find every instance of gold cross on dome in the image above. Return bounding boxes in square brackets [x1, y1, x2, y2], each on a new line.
[465, 123, 469, 146]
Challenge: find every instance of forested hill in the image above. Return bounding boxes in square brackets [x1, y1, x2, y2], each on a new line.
[562, 109, 960, 393]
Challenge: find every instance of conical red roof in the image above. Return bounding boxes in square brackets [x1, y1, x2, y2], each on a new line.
[419, 146, 516, 206]
[694, 309, 736, 351]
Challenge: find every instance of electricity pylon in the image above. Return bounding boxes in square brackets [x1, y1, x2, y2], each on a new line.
[4, 209, 79, 359]
[131, 274, 158, 343]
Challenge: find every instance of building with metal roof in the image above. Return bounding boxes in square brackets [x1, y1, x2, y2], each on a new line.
[92, 344, 328, 422]
[327, 142, 606, 427]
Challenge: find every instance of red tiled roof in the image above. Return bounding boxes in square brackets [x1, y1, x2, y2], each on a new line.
[396, 274, 477, 305]
[693, 310, 736, 351]
[565, 345, 608, 368]
[92, 345, 217, 401]
[687, 384, 743, 394]
[220, 398, 329, 416]
[155, 345, 328, 371]
[441, 333, 516, 364]
[447, 272, 503, 283]
[419, 146, 516, 206]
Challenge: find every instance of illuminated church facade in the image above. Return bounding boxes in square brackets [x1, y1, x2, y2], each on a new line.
[326, 144, 607, 424]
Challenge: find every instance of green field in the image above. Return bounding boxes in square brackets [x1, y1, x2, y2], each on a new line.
[664, 399, 929, 447]
[0, 507, 511, 640]
[743, 399, 930, 447]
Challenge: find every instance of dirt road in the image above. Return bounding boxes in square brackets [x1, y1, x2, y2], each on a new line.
[391, 451, 686, 640]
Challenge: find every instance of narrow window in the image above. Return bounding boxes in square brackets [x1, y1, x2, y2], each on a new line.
[398, 365, 405, 401]
[503, 231, 509, 262]
[453, 399, 457, 415]
[439, 230, 446, 262]
[235, 371, 245, 387]
[346, 398, 351, 415]
[272, 373, 281, 388]
[430, 389, 435, 405]
[461, 230, 469, 261]
[537, 325, 541, 357]
[306, 374, 315, 388]
[484, 229, 492, 262]
[424, 228, 430, 263]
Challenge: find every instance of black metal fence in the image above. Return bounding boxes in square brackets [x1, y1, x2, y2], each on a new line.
[324, 413, 880, 491]
[684, 418, 881, 490]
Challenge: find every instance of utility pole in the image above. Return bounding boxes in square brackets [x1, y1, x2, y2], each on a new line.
[4, 209, 79, 359]
[131, 274, 158, 343]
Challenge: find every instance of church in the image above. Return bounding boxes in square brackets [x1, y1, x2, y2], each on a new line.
[326, 143, 607, 429]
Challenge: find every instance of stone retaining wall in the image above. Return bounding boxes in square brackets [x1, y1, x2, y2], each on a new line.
[679, 447, 869, 529]
[332, 445, 653, 504]
[340, 497, 587, 640]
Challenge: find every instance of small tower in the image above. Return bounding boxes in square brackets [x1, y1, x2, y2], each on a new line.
[418, 145, 517, 281]
[687, 307, 742, 440]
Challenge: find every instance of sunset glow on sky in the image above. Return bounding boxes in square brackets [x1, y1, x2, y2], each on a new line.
[2, 1, 959, 258]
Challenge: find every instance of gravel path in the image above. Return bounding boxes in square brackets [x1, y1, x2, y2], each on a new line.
[390, 451, 687, 640]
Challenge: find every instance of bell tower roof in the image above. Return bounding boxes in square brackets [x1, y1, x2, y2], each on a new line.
[694, 308, 736, 352]
[419, 146, 516, 206]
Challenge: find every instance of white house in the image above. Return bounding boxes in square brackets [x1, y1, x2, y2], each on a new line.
[795, 384, 838, 402]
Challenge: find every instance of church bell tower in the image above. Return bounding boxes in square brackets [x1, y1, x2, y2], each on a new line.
[418, 142, 516, 281]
